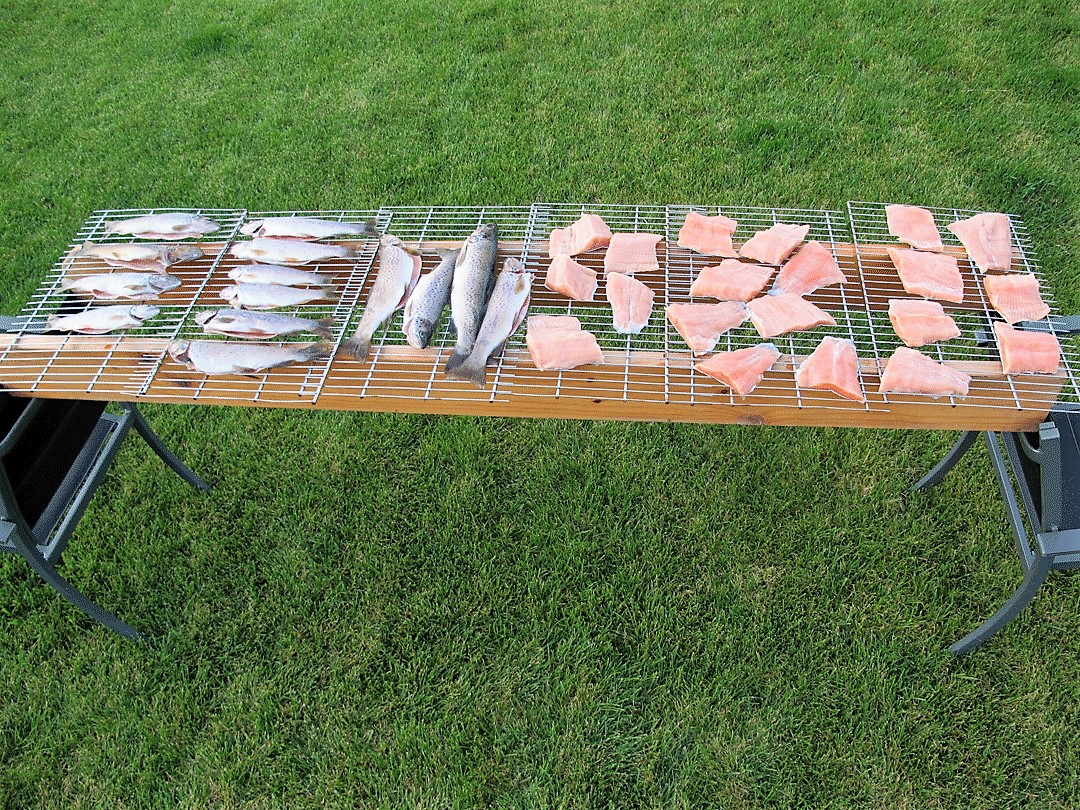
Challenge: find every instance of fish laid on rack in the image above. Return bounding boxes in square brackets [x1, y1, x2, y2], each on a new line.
[746, 293, 836, 339]
[167, 339, 332, 375]
[676, 211, 738, 257]
[525, 315, 604, 371]
[794, 336, 864, 402]
[219, 283, 330, 310]
[887, 247, 964, 304]
[230, 238, 356, 265]
[228, 264, 329, 287]
[666, 302, 748, 355]
[73, 243, 203, 273]
[878, 346, 971, 398]
[984, 273, 1050, 325]
[446, 259, 533, 388]
[545, 254, 598, 301]
[948, 212, 1013, 273]
[606, 272, 654, 334]
[694, 343, 781, 397]
[240, 217, 376, 240]
[547, 214, 612, 257]
[738, 223, 809, 265]
[195, 309, 334, 339]
[342, 234, 422, 360]
[689, 260, 773, 302]
[60, 272, 182, 300]
[45, 304, 160, 334]
[604, 233, 661, 275]
[104, 213, 219, 240]
[770, 241, 846, 296]
[993, 322, 1061, 375]
[885, 205, 943, 251]
[446, 224, 499, 372]
[887, 299, 961, 347]
[402, 249, 456, 349]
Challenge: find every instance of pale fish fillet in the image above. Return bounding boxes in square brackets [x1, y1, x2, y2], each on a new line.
[545, 254, 598, 301]
[230, 238, 356, 265]
[547, 214, 612, 257]
[746, 293, 836, 339]
[887, 299, 961, 347]
[694, 343, 781, 397]
[885, 205, 943, 251]
[195, 309, 334, 339]
[105, 213, 219, 240]
[794, 336, 864, 402]
[219, 283, 330, 310]
[878, 346, 971, 398]
[228, 264, 329, 287]
[677, 211, 738, 257]
[240, 217, 376, 240]
[665, 301, 748, 355]
[984, 272, 1050, 325]
[770, 241, 846, 296]
[74, 242, 203, 272]
[60, 272, 182, 300]
[606, 272, 654, 334]
[46, 304, 159, 334]
[948, 212, 1013, 272]
[525, 316, 604, 370]
[992, 322, 1061, 375]
[887, 247, 964, 304]
[738, 223, 809, 265]
[689, 260, 773, 302]
[603, 233, 662, 275]
[167, 339, 332, 375]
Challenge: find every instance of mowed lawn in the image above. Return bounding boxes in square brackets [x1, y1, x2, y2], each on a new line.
[1, 0, 1079, 806]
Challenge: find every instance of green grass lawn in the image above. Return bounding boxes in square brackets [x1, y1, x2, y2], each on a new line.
[2, 0, 1079, 806]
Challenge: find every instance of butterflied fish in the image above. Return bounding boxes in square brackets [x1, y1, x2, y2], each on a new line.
[104, 213, 220, 240]
[230, 238, 356, 265]
[219, 283, 330, 310]
[60, 272, 182, 300]
[46, 304, 159, 334]
[446, 258, 533, 388]
[227, 264, 329, 287]
[167, 339, 332, 375]
[446, 223, 498, 372]
[240, 216, 377, 240]
[342, 234, 422, 359]
[402, 249, 456, 348]
[195, 309, 334, 339]
[74, 242, 203, 272]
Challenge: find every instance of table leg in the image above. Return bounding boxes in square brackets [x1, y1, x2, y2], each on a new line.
[914, 431, 981, 491]
[949, 552, 1052, 655]
[124, 405, 211, 492]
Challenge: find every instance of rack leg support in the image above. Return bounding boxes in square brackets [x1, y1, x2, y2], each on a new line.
[125, 405, 211, 492]
[949, 554, 1052, 656]
[915, 431, 981, 491]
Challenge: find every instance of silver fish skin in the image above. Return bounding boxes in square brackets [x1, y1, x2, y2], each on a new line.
[219, 283, 329, 310]
[446, 258, 532, 388]
[342, 234, 422, 360]
[195, 309, 334, 339]
[75, 242, 203, 272]
[61, 272, 182, 300]
[46, 304, 159, 334]
[227, 264, 330, 287]
[104, 213, 220, 240]
[167, 339, 332, 375]
[230, 238, 356, 265]
[402, 249, 455, 349]
[239, 217, 377, 240]
[445, 223, 498, 372]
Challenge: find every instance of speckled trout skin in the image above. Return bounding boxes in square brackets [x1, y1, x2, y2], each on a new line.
[104, 213, 220, 240]
[46, 304, 159, 334]
[60, 272, 182, 300]
[445, 223, 498, 373]
[195, 309, 334, 339]
[167, 339, 333, 375]
[230, 238, 356, 265]
[74, 242, 203, 272]
[342, 235, 422, 360]
[402, 249, 456, 349]
[218, 283, 330, 310]
[227, 264, 329, 287]
[240, 217, 376, 241]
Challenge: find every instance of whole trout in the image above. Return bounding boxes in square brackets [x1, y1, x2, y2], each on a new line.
[445, 223, 498, 373]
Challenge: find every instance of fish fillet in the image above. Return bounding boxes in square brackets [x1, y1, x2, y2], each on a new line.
[694, 343, 781, 397]
[545, 254, 598, 301]
[746, 293, 836, 339]
[948, 212, 1013, 272]
[677, 211, 738, 256]
[606, 272, 654, 334]
[738, 223, 809, 265]
[885, 205, 943, 251]
[992, 322, 1061, 375]
[525, 315, 604, 370]
[887, 299, 961, 347]
[604, 233, 662, 275]
[878, 346, 971, 398]
[665, 302, 748, 355]
[984, 273, 1050, 324]
[887, 247, 964, 304]
[795, 337, 864, 402]
[770, 241, 846, 296]
[547, 214, 612, 257]
[689, 260, 773, 302]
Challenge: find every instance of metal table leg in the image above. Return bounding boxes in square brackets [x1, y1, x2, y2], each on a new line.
[914, 431, 980, 490]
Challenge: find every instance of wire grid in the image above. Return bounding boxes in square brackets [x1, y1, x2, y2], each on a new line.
[847, 201, 1079, 412]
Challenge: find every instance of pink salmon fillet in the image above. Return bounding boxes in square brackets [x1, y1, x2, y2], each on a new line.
[694, 343, 781, 397]
[525, 315, 604, 370]
[690, 259, 773, 302]
[795, 336, 864, 402]
[606, 272, 654, 334]
[677, 211, 738, 256]
[545, 254, 598, 301]
[771, 241, 846, 296]
[604, 232, 662, 275]
[948, 212, 1013, 272]
[746, 293, 836, 339]
[992, 322, 1061, 374]
[738, 223, 810, 265]
[885, 205, 943, 251]
[887, 299, 961, 347]
[547, 214, 613, 257]
[878, 346, 971, 398]
[887, 247, 964, 303]
[665, 302, 748, 355]
[984, 273, 1050, 324]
